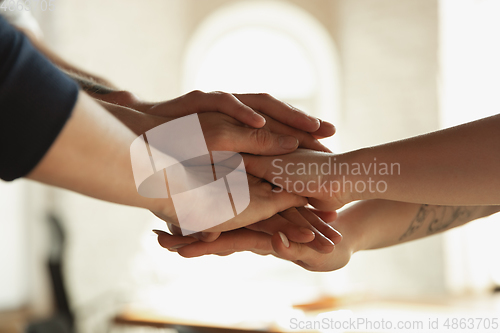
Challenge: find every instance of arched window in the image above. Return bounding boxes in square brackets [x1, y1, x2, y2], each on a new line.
[135, 2, 347, 318]
[182, 1, 341, 150]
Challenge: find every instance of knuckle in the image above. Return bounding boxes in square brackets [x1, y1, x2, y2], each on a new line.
[212, 91, 232, 100]
[188, 90, 204, 99]
[257, 92, 273, 100]
[251, 128, 274, 149]
[114, 90, 136, 103]
[234, 102, 248, 112]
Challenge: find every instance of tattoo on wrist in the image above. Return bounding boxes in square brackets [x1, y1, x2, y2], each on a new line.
[399, 204, 478, 241]
[399, 204, 429, 240]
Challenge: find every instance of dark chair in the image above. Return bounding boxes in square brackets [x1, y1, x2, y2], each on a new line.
[25, 214, 74, 333]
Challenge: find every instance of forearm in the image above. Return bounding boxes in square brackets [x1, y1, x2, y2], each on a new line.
[95, 99, 168, 134]
[336, 200, 500, 252]
[27, 91, 167, 214]
[335, 114, 500, 205]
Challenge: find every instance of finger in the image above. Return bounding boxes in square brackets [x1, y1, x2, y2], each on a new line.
[167, 223, 183, 236]
[191, 231, 221, 242]
[153, 229, 198, 251]
[307, 208, 338, 222]
[310, 119, 336, 138]
[302, 139, 332, 153]
[234, 93, 320, 132]
[160, 90, 266, 128]
[271, 232, 308, 262]
[177, 229, 274, 258]
[197, 91, 267, 128]
[270, 189, 308, 212]
[308, 197, 343, 211]
[229, 126, 299, 155]
[167, 223, 220, 241]
[298, 207, 342, 245]
[272, 232, 325, 271]
[244, 156, 314, 197]
[246, 214, 315, 244]
[215, 251, 236, 256]
[256, 113, 331, 153]
[201, 175, 307, 233]
[280, 208, 335, 254]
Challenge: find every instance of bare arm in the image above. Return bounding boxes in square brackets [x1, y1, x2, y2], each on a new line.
[154, 200, 500, 271]
[244, 114, 500, 210]
[339, 200, 500, 251]
[346, 114, 500, 206]
[27, 92, 311, 234]
[27, 92, 165, 213]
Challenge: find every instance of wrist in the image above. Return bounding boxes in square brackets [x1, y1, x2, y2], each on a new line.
[329, 148, 384, 204]
[324, 151, 362, 206]
[98, 99, 173, 135]
[331, 202, 372, 253]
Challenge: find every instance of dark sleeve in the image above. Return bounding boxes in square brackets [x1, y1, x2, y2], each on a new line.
[0, 16, 79, 181]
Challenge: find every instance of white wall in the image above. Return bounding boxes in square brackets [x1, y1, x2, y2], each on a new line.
[0, 181, 27, 310]
[336, 0, 445, 298]
[2, 0, 445, 321]
[440, 0, 500, 294]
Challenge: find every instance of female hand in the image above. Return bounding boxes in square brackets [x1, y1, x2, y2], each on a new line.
[153, 207, 350, 272]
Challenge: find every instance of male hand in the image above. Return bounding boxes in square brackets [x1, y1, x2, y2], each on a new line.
[100, 103, 331, 155]
[97, 94, 340, 240]
[152, 174, 308, 235]
[93, 90, 336, 139]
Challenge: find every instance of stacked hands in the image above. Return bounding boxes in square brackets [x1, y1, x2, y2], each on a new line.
[96, 90, 351, 272]
[92, 89, 500, 272]
[7, 18, 500, 275]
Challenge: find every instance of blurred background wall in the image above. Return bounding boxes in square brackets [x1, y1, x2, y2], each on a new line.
[1, 0, 499, 331]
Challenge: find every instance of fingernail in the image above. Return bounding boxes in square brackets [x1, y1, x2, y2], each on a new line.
[200, 232, 212, 241]
[308, 116, 320, 126]
[278, 231, 290, 248]
[332, 230, 343, 243]
[279, 136, 298, 150]
[323, 121, 336, 133]
[318, 236, 335, 246]
[152, 229, 164, 236]
[169, 243, 188, 250]
[299, 227, 315, 237]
